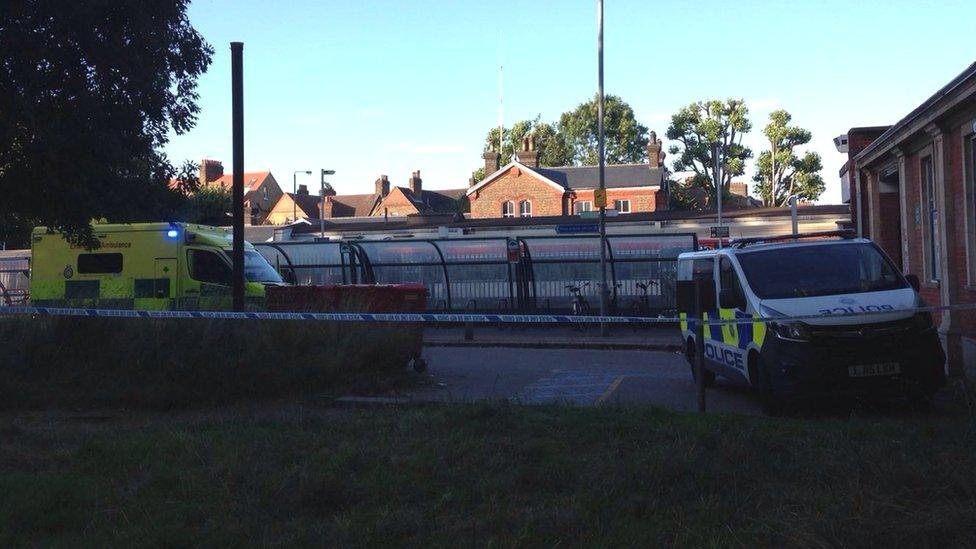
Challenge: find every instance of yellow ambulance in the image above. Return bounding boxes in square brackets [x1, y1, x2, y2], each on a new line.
[30, 223, 282, 310]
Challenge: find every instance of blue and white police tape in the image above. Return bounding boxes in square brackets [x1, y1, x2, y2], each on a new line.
[0, 302, 975, 325]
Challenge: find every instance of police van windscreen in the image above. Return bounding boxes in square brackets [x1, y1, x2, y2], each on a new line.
[244, 250, 284, 283]
[736, 242, 907, 299]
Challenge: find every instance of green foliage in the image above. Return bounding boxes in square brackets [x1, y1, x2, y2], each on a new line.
[666, 99, 753, 195]
[752, 110, 825, 206]
[178, 185, 231, 226]
[474, 95, 650, 177]
[482, 115, 572, 167]
[558, 94, 649, 165]
[0, 1, 213, 247]
[0, 315, 417, 409]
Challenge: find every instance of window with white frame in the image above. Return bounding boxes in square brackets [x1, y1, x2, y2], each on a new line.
[921, 155, 940, 281]
[966, 134, 976, 284]
[574, 201, 593, 214]
[502, 201, 515, 218]
[519, 200, 532, 217]
[613, 199, 631, 213]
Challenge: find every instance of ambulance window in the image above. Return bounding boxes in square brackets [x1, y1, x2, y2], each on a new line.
[720, 257, 745, 301]
[692, 258, 713, 281]
[187, 249, 231, 285]
[77, 253, 123, 274]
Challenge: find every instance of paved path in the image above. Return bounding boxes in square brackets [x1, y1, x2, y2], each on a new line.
[412, 346, 762, 415]
[424, 325, 683, 351]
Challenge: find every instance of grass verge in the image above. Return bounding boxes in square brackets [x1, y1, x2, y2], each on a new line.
[1, 402, 974, 546]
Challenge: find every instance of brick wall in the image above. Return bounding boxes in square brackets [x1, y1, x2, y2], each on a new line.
[570, 189, 659, 214]
[945, 125, 976, 339]
[373, 188, 419, 217]
[877, 192, 902, 267]
[469, 168, 565, 218]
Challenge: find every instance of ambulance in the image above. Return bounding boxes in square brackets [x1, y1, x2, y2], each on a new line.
[30, 223, 283, 310]
[677, 231, 945, 414]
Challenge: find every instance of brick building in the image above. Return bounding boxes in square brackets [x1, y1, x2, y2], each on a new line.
[371, 171, 467, 218]
[849, 61, 976, 375]
[466, 132, 669, 219]
[174, 159, 285, 225]
[265, 171, 466, 223]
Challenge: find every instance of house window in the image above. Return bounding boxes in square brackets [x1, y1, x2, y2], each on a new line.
[574, 201, 593, 214]
[614, 199, 631, 213]
[262, 186, 269, 202]
[921, 156, 940, 281]
[502, 201, 515, 218]
[519, 200, 532, 217]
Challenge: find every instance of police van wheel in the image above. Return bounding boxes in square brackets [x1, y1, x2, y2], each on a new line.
[753, 357, 784, 416]
[685, 340, 715, 387]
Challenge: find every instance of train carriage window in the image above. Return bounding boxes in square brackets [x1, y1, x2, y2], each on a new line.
[187, 249, 232, 285]
[77, 253, 123, 274]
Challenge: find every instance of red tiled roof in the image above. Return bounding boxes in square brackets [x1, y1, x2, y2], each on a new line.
[212, 172, 271, 193]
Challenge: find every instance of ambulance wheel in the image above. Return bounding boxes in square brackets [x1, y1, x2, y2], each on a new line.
[751, 355, 784, 416]
[410, 357, 427, 373]
[685, 339, 715, 387]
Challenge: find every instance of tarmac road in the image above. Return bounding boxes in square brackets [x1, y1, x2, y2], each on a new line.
[414, 346, 763, 415]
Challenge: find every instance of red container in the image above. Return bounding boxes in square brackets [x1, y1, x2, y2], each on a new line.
[266, 285, 341, 312]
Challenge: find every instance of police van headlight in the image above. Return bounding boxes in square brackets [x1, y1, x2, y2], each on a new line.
[769, 321, 812, 342]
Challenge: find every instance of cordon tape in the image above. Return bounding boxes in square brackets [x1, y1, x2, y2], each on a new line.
[0, 303, 975, 326]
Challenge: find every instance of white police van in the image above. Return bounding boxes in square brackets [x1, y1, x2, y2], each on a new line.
[677, 231, 945, 414]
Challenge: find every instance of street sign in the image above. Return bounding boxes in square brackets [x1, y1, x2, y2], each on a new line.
[710, 225, 730, 238]
[594, 188, 608, 208]
[556, 223, 600, 235]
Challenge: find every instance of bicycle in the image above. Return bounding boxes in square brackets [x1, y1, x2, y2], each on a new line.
[565, 282, 591, 330]
[629, 279, 659, 317]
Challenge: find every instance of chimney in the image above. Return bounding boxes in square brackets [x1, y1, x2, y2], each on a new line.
[198, 159, 224, 184]
[516, 135, 539, 168]
[730, 182, 748, 197]
[482, 148, 501, 177]
[469, 173, 477, 187]
[375, 175, 390, 196]
[409, 170, 422, 194]
[297, 184, 309, 195]
[647, 131, 665, 168]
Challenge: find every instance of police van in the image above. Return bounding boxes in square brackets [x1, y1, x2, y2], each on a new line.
[677, 231, 945, 414]
[30, 223, 283, 310]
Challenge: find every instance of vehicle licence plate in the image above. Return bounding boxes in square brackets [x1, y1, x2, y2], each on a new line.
[848, 362, 900, 378]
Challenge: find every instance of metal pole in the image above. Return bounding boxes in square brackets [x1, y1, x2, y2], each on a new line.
[790, 195, 799, 237]
[712, 141, 722, 248]
[320, 175, 325, 238]
[694, 279, 706, 413]
[230, 41, 245, 312]
[855, 170, 864, 238]
[597, 0, 609, 336]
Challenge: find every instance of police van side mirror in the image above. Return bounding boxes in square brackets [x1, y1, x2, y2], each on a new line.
[719, 288, 744, 310]
[905, 274, 920, 292]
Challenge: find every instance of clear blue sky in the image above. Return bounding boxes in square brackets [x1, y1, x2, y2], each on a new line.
[165, 0, 976, 203]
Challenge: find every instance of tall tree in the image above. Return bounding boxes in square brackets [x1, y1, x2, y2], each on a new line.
[558, 94, 649, 165]
[0, 0, 213, 246]
[752, 110, 825, 206]
[666, 99, 752, 196]
[482, 116, 571, 167]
